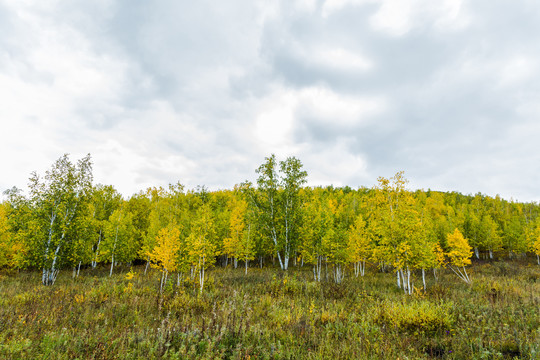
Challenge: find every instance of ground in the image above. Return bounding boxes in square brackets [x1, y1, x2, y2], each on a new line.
[0, 259, 539, 359]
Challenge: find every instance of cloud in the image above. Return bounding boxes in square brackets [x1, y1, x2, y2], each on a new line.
[1, 0, 540, 202]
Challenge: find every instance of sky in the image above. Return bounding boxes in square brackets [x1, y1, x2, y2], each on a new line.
[1, 0, 540, 202]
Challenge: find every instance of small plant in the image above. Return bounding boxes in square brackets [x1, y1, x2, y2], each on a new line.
[374, 300, 454, 334]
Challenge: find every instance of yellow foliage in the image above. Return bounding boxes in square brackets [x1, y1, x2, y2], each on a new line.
[124, 268, 135, 281]
[149, 227, 181, 273]
[532, 232, 540, 257]
[446, 228, 472, 267]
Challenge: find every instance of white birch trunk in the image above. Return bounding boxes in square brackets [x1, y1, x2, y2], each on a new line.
[144, 258, 150, 275]
[109, 225, 119, 277]
[92, 229, 102, 269]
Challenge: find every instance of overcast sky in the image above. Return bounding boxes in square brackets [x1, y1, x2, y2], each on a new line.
[1, 0, 540, 201]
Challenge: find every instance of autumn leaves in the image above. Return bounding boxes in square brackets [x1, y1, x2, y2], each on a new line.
[2, 153, 539, 294]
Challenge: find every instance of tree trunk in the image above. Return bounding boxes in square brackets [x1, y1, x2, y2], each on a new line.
[325, 257, 328, 281]
[422, 268, 426, 291]
[109, 225, 119, 277]
[92, 229, 102, 268]
[199, 259, 205, 294]
[110, 254, 115, 277]
[144, 258, 150, 275]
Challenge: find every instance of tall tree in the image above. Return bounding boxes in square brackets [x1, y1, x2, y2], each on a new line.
[446, 228, 473, 284]
[149, 226, 182, 292]
[279, 156, 308, 270]
[371, 172, 422, 294]
[18, 154, 94, 285]
[100, 206, 137, 276]
[90, 185, 123, 268]
[246, 154, 307, 270]
[187, 204, 218, 293]
[347, 214, 371, 277]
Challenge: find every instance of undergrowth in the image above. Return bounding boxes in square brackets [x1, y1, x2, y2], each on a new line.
[0, 259, 539, 359]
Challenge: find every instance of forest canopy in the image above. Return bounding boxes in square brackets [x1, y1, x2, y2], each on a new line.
[1, 153, 539, 291]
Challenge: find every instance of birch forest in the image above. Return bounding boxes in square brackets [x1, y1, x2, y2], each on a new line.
[1, 154, 539, 359]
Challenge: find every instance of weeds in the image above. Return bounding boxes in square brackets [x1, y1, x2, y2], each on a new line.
[0, 260, 538, 359]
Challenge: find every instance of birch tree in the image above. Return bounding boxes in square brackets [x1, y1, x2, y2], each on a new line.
[246, 155, 307, 271]
[347, 214, 371, 277]
[298, 189, 332, 281]
[22, 154, 94, 285]
[149, 226, 181, 292]
[187, 204, 218, 293]
[0, 202, 18, 268]
[90, 185, 123, 268]
[279, 157, 308, 270]
[446, 228, 473, 284]
[224, 195, 254, 273]
[100, 207, 137, 276]
[371, 172, 421, 294]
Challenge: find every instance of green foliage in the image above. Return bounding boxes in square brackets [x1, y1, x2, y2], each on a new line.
[374, 300, 454, 334]
[245, 154, 307, 270]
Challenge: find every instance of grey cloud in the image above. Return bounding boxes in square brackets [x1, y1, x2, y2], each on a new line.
[2, 0, 540, 201]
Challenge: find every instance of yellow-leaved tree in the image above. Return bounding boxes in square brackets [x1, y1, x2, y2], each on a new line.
[529, 220, 540, 265]
[223, 196, 245, 269]
[149, 226, 181, 292]
[446, 228, 473, 283]
[533, 237, 540, 266]
[370, 172, 423, 294]
[224, 196, 255, 274]
[187, 204, 218, 293]
[347, 214, 371, 277]
[0, 202, 14, 268]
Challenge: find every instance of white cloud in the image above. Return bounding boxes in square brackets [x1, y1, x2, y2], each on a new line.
[253, 85, 385, 151]
[321, 0, 373, 18]
[313, 47, 372, 72]
[498, 56, 537, 87]
[304, 140, 369, 187]
[295, 86, 385, 125]
[367, 0, 470, 36]
[1, 0, 540, 202]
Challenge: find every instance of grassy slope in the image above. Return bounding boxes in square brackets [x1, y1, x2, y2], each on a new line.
[0, 260, 539, 359]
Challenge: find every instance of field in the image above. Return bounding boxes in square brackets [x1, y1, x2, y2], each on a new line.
[1, 259, 539, 359]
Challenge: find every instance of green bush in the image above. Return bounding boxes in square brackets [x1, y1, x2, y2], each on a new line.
[374, 300, 454, 334]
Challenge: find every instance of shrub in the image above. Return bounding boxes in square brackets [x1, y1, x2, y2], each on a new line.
[374, 300, 454, 334]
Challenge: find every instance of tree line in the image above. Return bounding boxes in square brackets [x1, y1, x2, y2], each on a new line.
[1, 154, 539, 293]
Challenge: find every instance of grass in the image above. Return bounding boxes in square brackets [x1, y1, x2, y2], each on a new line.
[0, 259, 539, 359]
